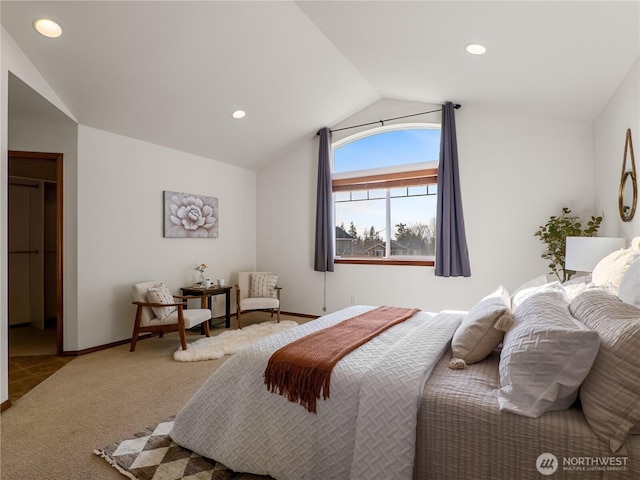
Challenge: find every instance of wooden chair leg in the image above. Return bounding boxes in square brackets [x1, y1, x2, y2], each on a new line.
[277, 307, 281, 323]
[237, 310, 242, 329]
[177, 307, 188, 350]
[178, 328, 187, 350]
[203, 319, 210, 337]
[130, 306, 143, 352]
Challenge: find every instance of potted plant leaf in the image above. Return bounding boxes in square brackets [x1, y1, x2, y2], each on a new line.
[534, 207, 602, 282]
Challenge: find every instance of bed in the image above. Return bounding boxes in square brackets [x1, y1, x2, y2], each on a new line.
[170, 241, 640, 479]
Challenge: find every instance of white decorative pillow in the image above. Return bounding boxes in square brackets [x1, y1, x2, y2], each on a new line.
[592, 247, 640, 308]
[562, 273, 591, 286]
[510, 274, 548, 310]
[563, 281, 603, 301]
[250, 273, 278, 298]
[511, 280, 563, 312]
[570, 289, 640, 452]
[618, 256, 640, 308]
[498, 290, 600, 418]
[146, 283, 176, 321]
[451, 286, 513, 365]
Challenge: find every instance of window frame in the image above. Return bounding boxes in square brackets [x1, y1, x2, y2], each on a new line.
[332, 123, 439, 267]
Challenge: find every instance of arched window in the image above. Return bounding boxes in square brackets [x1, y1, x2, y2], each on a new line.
[332, 124, 440, 265]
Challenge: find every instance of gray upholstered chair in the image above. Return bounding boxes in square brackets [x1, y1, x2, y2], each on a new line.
[130, 280, 211, 351]
[235, 272, 281, 329]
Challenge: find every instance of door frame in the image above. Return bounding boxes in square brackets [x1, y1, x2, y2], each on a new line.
[8, 151, 63, 355]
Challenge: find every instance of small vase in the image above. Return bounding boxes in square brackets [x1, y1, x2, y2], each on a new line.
[199, 272, 205, 285]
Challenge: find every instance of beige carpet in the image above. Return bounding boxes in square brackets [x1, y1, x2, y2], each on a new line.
[0, 312, 309, 480]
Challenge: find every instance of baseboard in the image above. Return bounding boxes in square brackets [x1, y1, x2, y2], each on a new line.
[1, 399, 12, 412]
[60, 333, 154, 356]
[8, 322, 31, 329]
[59, 312, 317, 356]
[281, 311, 319, 319]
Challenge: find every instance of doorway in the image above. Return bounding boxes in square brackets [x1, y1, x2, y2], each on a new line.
[7, 151, 65, 402]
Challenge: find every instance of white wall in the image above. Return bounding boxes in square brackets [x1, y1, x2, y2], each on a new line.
[5, 105, 257, 360]
[257, 99, 596, 316]
[1, 25, 257, 408]
[1, 25, 77, 405]
[1, 15, 7, 407]
[595, 58, 640, 239]
[76, 126, 256, 349]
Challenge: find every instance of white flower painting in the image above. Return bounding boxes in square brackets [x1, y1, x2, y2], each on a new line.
[164, 191, 218, 238]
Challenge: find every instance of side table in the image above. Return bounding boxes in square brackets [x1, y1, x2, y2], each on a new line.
[180, 285, 232, 328]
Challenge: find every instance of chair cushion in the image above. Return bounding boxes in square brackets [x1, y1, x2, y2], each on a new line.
[250, 273, 278, 298]
[240, 297, 279, 311]
[145, 308, 211, 328]
[132, 281, 162, 326]
[146, 283, 176, 321]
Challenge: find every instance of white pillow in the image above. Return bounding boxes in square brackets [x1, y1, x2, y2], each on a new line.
[511, 280, 563, 312]
[618, 256, 640, 308]
[250, 272, 278, 298]
[498, 289, 600, 418]
[592, 248, 640, 308]
[562, 273, 591, 286]
[451, 286, 513, 365]
[146, 283, 176, 321]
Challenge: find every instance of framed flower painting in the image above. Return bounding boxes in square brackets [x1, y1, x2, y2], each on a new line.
[163, 191, 218, 238]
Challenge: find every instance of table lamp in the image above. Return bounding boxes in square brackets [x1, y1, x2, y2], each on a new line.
[565, 236, 626, 272]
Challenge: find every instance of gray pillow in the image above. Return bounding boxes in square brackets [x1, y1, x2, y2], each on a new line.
[499, 290, 600, 418]
[570, 289, 640, 452]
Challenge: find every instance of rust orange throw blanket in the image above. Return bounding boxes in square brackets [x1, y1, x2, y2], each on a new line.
[263, 306, 420, 413]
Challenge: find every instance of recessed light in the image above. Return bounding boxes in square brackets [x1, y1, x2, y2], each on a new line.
[465, 43, 486, 55]
[33, 18, 63, 38]
[232, 110, 246, 119]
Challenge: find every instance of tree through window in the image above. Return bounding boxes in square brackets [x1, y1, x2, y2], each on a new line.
[333, 125, 440, 264]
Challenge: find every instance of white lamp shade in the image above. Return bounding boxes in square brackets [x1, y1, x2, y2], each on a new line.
[565, 237, 626, 272]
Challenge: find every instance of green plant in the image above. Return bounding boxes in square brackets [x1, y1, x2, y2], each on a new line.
[534, 207, 602, 282]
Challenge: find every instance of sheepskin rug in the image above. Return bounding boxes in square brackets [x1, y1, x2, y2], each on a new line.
[173, 320, 299, 362]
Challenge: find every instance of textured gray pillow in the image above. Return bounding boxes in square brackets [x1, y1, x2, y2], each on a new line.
[499, 290, 600, 418]
[451, 286, 513, 365]
[570, 289, 640, 452]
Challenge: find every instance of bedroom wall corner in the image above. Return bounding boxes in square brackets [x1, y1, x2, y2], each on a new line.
[76, 126, 257, 350]
[595, 57, 640, 240]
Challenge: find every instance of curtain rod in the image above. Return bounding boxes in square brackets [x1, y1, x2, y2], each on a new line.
[317, 103, 461, 135]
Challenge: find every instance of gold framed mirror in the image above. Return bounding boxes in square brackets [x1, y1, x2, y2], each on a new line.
[619, 129, 637, 222]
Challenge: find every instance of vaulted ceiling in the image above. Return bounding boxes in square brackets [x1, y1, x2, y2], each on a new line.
[3, 1, 638, 170]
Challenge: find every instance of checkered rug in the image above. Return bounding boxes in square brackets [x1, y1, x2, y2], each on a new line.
[95, 417, 271, 480]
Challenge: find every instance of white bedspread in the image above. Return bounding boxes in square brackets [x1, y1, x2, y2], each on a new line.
[170, 306, 463, 480]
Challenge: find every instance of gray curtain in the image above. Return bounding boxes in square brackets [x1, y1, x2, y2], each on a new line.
[314, 127, 335, 272]
[436, 102, 471, 277]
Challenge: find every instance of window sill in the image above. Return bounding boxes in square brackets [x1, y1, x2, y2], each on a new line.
[335, 257, 434, 267]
